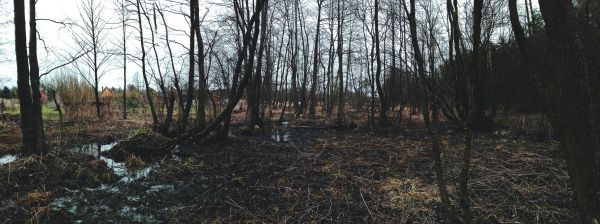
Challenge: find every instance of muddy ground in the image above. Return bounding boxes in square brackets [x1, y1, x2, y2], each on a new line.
[0, 115, 576, 223]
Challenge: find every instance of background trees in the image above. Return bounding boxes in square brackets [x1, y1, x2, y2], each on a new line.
[510, 0, 600, 222]
[6, 0, 598, 221]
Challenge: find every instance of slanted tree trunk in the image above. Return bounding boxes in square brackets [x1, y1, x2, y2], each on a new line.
[143, 5, 173, 135]
[405, 0, 456, 220]
[180, 0, 265, 144]
[135, 0, 159, 130]
[159, 8, 185, 122]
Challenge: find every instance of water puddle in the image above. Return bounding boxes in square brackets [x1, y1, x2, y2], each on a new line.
[70, 142, 117, 157]
[69, 143, 155, 183]
[51, 183, 166, 223]
[0, 154, 17, 165]
[146, 184, 175, 194]
[271, 130, 291, 142]
[119, 205, 157, 222]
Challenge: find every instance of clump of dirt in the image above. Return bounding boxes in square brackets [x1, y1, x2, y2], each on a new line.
[0, 151, 118, 223]
[102, 128, 173, 162]
[0, 152, 118, 196]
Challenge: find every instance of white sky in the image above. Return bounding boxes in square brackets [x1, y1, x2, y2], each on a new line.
[0, 0, 214, 88]
[0, 0, 539, 88]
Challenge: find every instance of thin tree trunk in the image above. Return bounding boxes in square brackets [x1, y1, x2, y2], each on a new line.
[28, 0, 47, 152]
[121, 0, 128, 120]
[194, 0, 207, 129]
[335, 0, 344, 124]
[309, 0, 323, 119]
[374, 0, 388, 125]
[179, 0, 197, 130]
[136, 0, 159, 130]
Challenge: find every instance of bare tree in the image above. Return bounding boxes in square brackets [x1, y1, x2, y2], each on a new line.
[178, 0, 197, 130]
[509, 0, 600, 222]
[28, 0, 47, 152]
[72, 0, 113, 118]
[115, 0, 130, 120]
[335, 0, 345, 124]
[309, 0, 324, 118]
[12, 0, 46, 153]
[374, 0, 388, 124]
[133, 0, 159, 129]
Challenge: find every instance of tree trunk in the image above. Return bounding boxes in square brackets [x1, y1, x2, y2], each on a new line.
[14, 0, 37, 152]
[122, 0, 127, 120]
[308, 0, 323, 119]
[136, 0, 159, 130]
[28, 0, 47, 153]
[247, 0, 269, 127]
[374, 0, 388, 125]
[335, 0, 344, 124]
[510, 1, 600, 222]
[179, 0, 197, 130]
[194, 0, 207, 130]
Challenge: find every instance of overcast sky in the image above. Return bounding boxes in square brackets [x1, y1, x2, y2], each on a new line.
[0, 0, 213, 88]
[0, 0, 539, 88]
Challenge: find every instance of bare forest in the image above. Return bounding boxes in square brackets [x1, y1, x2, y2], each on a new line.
[0, 0, 599, 223]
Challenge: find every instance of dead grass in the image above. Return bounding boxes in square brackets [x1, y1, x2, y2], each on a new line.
[0, 114, 577, 223]
[125, 154, 147, 170]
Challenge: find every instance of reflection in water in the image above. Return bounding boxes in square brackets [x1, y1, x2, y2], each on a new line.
[0, 154, 17, 165]
[271, 130, 291, 142]
[49, 143, 170, 222]
[70, 143, 155, 183]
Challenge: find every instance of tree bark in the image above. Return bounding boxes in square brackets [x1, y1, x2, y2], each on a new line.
[14, 0, 37, 152]
[510, 1, 600, 222]
[335, 0, 344, 124]
[374, 0, 388, 125]
[135, 0, 159, 130]
[308, 0, 323, 119]
[194, 0, 207, 130]
[179, 0, 197, 130]
[28, 0, 47, 153]
[247, 0, 269, 127]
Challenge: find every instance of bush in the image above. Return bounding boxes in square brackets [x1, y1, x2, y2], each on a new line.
[57, 75, 96, 120]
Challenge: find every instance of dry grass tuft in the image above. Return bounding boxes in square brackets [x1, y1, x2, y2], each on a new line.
[125, 154, 147, 170]
[380, 178, 440, 211]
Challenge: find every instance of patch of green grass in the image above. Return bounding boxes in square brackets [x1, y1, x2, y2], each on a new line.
[42, 106, 60, 120]
[2, 107, 20, 115]
[0, 105, 61, 121]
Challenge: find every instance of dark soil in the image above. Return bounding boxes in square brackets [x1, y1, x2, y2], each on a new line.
[0, 118, 576, 223]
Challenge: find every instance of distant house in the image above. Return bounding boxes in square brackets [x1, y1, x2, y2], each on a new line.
[101, 87, 115, 99]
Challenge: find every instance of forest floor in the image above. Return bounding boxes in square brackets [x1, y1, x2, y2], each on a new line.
[0, 113, 576, 223]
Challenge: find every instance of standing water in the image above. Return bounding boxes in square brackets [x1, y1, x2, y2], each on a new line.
[69, 143, 155, 183]
[0, 154, 17, 165]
